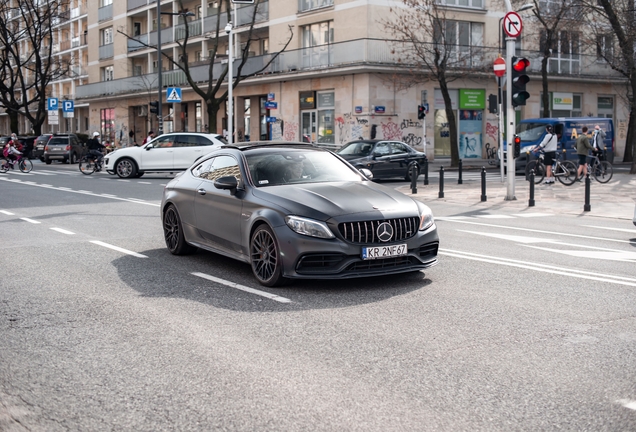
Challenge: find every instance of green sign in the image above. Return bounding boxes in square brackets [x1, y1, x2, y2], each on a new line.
[459, 89, 485, 109]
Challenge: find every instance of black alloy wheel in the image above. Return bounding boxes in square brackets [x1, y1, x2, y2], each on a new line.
[163, 205, 197, 255]
[405, 162, 420, 181]
[250, 225, 285, 287]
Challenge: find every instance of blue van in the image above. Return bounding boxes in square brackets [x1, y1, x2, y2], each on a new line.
[515, 117, 615, 172]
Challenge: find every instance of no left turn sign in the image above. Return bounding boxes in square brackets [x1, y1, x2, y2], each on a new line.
[503, 11, 523, 38]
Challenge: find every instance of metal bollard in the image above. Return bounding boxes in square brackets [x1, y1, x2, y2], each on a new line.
[423, 159, 429, 185]
[438, 166, 445, 198]
[584, 173, 591, 211]
[410, 164, 417, 194]
[480, 166, 487, 202]
[528, 169, 535, 207]
[458, 159, 463, 184]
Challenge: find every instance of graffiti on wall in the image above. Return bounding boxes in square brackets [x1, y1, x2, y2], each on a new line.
[284, 121, 297, 142]
[484, 120, 499, 161]
[271, 119, 283, 141]
[336, 113, 369, 144]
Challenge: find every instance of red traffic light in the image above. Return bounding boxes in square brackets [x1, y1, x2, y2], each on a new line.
[512, 58, 530, 72]
[514, 135, 521, 145]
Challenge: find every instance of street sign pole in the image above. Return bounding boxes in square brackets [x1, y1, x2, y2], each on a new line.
[498, 77, 504, 182]
[503, 4, 522, 200]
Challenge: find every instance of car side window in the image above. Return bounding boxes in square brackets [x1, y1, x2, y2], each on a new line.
[374, 142, 390, 156]
[196, 136, 213, 146]
[176, 135, 199, 147]
[390, 142, 408, 154]
[199, 155, 241, 182]
[192, 158, 215, 178]
[153, 136, 175, 148]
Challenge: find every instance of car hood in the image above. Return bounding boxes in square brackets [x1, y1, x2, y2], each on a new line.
[253, 181, 420, 221]
[107, 147, 143, 158]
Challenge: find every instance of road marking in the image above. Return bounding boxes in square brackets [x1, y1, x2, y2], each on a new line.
[89, 241, 148, 258]
[20, 217, 41, 224]
[38, 170, 78, 175]
[616, 399, 636, 411]
[512, 212, 553, 218]
[77, 190, 92, 193]
[138, 181, 152, 184]
[0, 177, 159, 207]
[475, 214, 515, 219]
[0, 210, 14, 215]
[439, 248, 636, 287]
[192, 272, 292, 303]
[27, 171, 55, 176]
[582, 225, 636, 234]
[437, 218, 635, 245]
[50, 227, 75, 235]
[117, 179, 130, 182]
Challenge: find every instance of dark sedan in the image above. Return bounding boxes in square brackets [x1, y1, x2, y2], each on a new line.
[161, 142, 439, 287]
[336, 139, 428, 181]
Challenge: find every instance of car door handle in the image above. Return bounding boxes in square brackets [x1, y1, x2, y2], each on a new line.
[197, 188, 206, 195]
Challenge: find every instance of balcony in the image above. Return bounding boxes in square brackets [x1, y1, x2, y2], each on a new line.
[98, 4, 113, 22]
[99, 43, 114, 59]
[175, 20, 202, 40]
[128, 0, 148, 11]
[76, 39, 626, 100]
[128, 34, 149, 52]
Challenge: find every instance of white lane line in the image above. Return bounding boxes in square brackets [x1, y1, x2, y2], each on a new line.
[58, 187, 71, 190]
[138, 181, 152, 184]
[439, 248, 636, 287]
[192, 272, 292, 303]
[89, 241, 148, 258]
[582, 225, 636, 234]
[0, 210, 14, 215]
[616, 399, 636, 411]
[38, 170, 78, 175]
[475, 215, 515, 219]
[437, 218, 635, 245]
[50, 227, 75, 235]
[0, 177, 159, 207]
[20, 217, 41, 224]
[27, 171, 55, 176]
[117, 179, 130, 182]
[512, 213, 553, 217]
[77, 190, 93, 193]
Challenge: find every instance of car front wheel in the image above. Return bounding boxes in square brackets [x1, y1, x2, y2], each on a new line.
[250, 224, 285, 287]
[405, 162, 420, 181]
[115, 158, 137, 178]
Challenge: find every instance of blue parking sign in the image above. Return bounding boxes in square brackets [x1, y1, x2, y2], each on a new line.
[63, 100, 74, 112]
[47, 98, 58, 110]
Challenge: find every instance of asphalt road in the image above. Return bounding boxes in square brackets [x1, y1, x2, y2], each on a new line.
[1, 161, 635, 431]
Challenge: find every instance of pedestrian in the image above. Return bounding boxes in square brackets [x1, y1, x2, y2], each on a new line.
[591, 124, 606, 159]
[128, 129, 136, 147]
[575, 126, 593, 181]
[532, 125, 558, 185]
[142, 130, 155, 145]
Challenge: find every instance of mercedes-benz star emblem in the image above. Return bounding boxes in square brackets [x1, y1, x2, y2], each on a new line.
[376, 222, 394, 242]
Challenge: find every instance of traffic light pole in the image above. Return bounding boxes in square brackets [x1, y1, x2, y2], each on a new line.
[505, 36, 516, 200]
[498, 77, 504, 182]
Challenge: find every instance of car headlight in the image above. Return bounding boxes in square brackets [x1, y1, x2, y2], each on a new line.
[419, 206, 435, 231]
[285, 216, 334, 239]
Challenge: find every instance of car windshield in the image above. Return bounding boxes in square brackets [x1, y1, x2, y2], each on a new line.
[516, 123, 549, 142]
[246, 148, 363, 187]
[48, 138, 67, 145]
[336, 141, 374, 156]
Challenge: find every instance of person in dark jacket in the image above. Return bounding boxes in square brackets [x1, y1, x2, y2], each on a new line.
[87, 131, 106, 169]
[575, 126, 593, 181]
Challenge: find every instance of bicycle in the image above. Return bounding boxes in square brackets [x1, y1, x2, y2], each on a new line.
[78, 152, 103, 175]
[0, 154, 33, 174]
[584, 151, 613, 183]
[525, 149, 577, 185]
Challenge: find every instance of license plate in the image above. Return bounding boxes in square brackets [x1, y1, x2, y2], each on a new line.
[362, 243, 407, 260]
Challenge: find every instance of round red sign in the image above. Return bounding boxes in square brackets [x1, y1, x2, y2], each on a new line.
[493, 57, 506, 77]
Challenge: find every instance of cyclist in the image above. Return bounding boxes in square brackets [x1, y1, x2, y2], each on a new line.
[3, 134, 23, 168]
[575, 126, 593, 181]
[533, 125, 558, 185]
[87, 131, 105, 170]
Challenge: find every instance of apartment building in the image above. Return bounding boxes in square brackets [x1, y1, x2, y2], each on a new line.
[6, 0, 629, 161]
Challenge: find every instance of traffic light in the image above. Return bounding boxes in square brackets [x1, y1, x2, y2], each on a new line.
[417, 105, 425, 120]
[513, 134, 521, 158]
[511, 56, 530, 107]
[149, 101, 159, 114]
[487, 94, 498, 114]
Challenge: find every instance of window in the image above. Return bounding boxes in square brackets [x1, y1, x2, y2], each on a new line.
[101, 27, 113, 45]
[374, 142, 390, 156]
[301, 21, 333, 68]
[390, 142, 409, 154]
[298, 0, 334, 13]
[133, 22, 142, 37]
[540, 30, 580, 74]
[434, 20, 484, 65]
[197, 156, 241, 182]
[100, 108, 115, 144]
[596, 34, 613, 62]
[261, 38, 269, 55]
[133, 65, 142, 76]
[101, 66, 114, 81]
[437, 0, 483, 9]
[152, 135, 175, 148]
[100, 0, 113, 5]
[598, 96, 614, 118]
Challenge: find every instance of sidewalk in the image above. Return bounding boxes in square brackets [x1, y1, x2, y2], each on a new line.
[398, 162, 636, 221]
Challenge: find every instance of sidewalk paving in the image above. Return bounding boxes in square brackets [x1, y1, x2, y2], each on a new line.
[398, 162, 636, 221]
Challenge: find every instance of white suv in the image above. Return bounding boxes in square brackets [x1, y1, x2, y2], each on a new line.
[104, 132, 226, 178]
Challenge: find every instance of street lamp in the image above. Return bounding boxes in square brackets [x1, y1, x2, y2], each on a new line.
[155, 0, 195, 135]
[225, 21, 233, 145]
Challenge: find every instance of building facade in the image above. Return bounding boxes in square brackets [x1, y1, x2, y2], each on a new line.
[2, 0, 628, 161]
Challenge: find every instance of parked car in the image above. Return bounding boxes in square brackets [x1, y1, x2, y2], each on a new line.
[43, 133, 85, 164]
[161, 142, 439, 287]
[104, 132, 226, 178]
[33, 134, 53, 161]
[336, 139, 428, 181]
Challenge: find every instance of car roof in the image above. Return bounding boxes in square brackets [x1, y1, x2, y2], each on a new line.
[220, 141, 321, 152]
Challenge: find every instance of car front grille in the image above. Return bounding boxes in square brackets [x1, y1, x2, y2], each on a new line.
[418, 242, 439, 261]
[345, 256, 417, 271]
[338, 217, 419, 244]
[296, 253, 346, 274]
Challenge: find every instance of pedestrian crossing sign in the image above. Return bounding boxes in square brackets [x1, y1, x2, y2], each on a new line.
[166, 87, 182, 102]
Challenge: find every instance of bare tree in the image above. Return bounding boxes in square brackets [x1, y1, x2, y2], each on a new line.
[512, 0, 583, 118]
[0, 0, 72, 135]
[383, 0, 487, 166]
[119, 0, 292, 134]
[579, 0, 636, 172]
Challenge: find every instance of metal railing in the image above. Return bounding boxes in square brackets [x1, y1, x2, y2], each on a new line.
[298, 0, 333, 13]
[128, 0, 148, 10]
[77, 39, 626, 99]
[98, 4, 113, 22]
[99, 43, 114, 59]
[128, 34, 148, 51]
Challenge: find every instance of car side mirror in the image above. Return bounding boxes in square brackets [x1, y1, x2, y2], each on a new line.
[371, 152, 379, 160]
[145, 144, 152, 150]
[359, 168, 373, 180]
[214, 175, 238, 194]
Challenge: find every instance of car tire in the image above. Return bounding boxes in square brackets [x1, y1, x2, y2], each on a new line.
[250, 224, 285, 287]
[405, 163, 420, 181]
[115, 158, 137, 178]
[69, 153, 76, 164]
[45, 159, 52, 165]
[163, 205, 197, 255]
